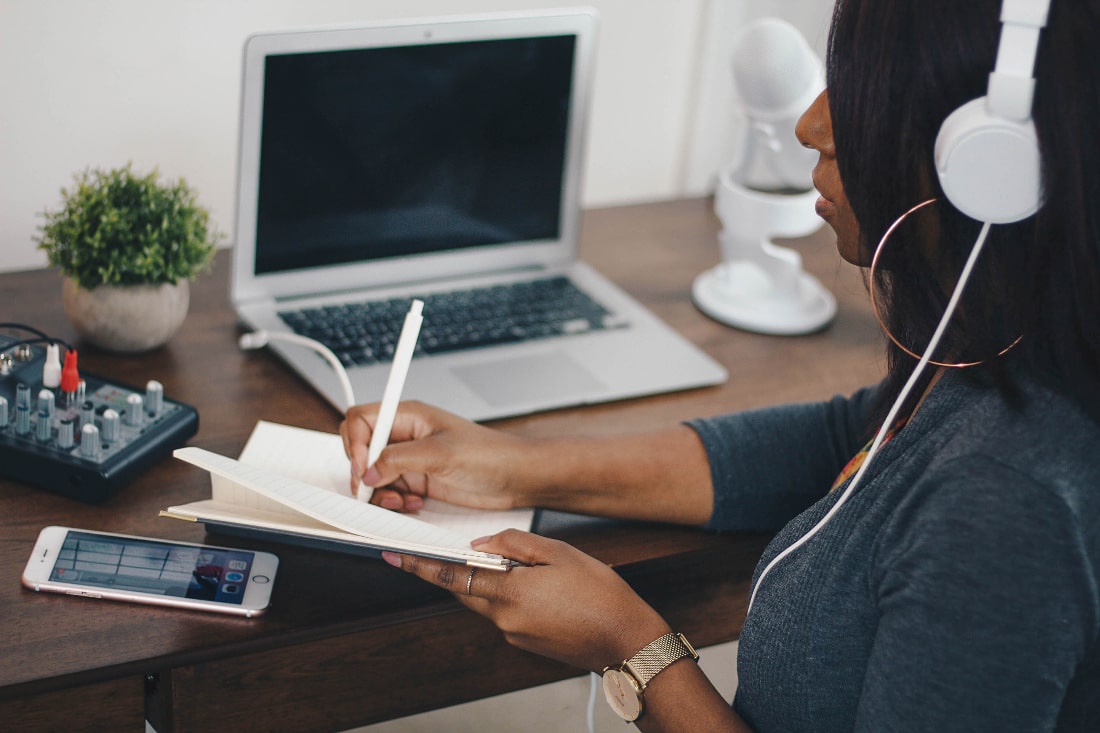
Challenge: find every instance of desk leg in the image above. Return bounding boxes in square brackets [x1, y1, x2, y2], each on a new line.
[145, 671, 174, 733]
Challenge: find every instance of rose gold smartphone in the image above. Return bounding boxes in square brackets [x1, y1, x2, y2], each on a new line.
[22, 526, 278, 618]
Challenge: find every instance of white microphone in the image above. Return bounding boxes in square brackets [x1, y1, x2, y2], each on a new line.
[730, 17, 824, 192]
[692, 17, 835, 337]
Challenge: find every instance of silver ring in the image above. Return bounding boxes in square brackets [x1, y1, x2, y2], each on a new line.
[465, 567, 476, 595]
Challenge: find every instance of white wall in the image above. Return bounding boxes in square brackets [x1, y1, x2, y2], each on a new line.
[0, 0, 831, 274]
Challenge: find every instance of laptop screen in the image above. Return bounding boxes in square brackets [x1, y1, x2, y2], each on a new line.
[253, 35, 576, 276]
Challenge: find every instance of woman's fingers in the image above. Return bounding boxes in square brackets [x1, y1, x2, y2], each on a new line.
[380, 551, 496, 616]
[370, 487, 424, 512]
[471, 529, 561, 566]
[380, 532, 554, 597]
[342, 401, 425, 488]
[340, 408, 377, 491]
[341, 399, 532, 514]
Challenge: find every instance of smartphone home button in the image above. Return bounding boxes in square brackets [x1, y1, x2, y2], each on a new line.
[252, 574, 270, 584]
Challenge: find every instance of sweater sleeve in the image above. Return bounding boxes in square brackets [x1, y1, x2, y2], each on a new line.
[686, 385, 879, 532]
[855, 456, 1099, 732]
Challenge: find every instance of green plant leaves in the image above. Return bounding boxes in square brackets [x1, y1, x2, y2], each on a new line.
[35, 162, 220, 289]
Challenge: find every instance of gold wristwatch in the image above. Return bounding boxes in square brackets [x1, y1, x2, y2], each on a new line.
[601, 632, 699, 722]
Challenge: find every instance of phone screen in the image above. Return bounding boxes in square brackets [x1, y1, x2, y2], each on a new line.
[50, 530, 258, 605]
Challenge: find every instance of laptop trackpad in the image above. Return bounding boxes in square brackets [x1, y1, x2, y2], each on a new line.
[451, 352, 604, 408]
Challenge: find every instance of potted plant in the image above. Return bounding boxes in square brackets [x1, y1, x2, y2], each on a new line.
[36, 163, 220, 353]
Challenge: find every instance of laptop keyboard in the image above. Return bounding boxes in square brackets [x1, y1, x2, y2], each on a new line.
[277, 277, 629, 367]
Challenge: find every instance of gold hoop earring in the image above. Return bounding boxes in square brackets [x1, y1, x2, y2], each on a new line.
[869, 198, 1021, 369]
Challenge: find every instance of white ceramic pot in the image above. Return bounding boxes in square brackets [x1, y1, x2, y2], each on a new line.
[61, 277, 190, 353]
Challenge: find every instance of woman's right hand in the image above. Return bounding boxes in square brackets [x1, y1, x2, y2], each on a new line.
[340, 400, 534, 513]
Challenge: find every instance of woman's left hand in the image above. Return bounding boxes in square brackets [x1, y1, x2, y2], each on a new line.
[381, 529, 672, 673]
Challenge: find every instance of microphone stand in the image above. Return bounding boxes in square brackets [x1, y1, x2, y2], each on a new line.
[692, 163, 836, 335]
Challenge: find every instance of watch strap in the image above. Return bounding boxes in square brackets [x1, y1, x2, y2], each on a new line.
[622, 632, 699, 689]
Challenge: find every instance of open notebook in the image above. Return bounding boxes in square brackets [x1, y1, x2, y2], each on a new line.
[230, 9, 727, 420]
[162, 422, 534, 569]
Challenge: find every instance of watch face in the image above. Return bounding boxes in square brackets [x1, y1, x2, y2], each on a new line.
[603, 669, 643, 722]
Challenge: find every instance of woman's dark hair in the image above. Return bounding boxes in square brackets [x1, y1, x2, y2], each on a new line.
[826, 0, 1100, 425]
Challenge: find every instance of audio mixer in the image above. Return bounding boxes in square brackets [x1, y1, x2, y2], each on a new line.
[0, 332, 198, 503]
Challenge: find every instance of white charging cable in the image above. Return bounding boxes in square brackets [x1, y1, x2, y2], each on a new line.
[587, 671, 599, 732]
[746, 220, 994, 615]
[238, 330, 356, 410]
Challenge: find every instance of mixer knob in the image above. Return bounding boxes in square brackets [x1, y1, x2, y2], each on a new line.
[145, 380, 164, 417]
[80, 424, 100, 459]
[36, 410, 52, 442]
[16, 382, 31, 411]
[14, 404, 30, 436]
[125, 394, 144, 427]
[79, 401, 95, 430]
[101, 409, 120, 443]
[57, 418, 75, 449]
[37, 389, 55, 421]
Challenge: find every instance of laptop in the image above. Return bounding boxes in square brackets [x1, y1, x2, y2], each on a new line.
[231, 8, 728, 421]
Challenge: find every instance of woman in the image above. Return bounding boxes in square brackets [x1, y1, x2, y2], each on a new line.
[341, 1, 1100, 730]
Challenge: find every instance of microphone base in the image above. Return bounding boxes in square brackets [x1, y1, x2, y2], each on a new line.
[692, 261, 837, 336]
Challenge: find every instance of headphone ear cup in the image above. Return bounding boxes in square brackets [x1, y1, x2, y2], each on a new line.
[934, 97, 1042, 223]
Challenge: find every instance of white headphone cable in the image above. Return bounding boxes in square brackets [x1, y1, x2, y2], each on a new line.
[746, 220, 994, 615]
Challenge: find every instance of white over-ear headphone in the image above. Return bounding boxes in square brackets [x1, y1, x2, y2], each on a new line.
[934, 0, 1051, 223]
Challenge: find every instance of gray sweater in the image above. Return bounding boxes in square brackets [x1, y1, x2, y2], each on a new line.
[687, 369, 1099, 732]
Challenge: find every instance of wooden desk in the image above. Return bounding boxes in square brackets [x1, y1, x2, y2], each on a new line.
[0, 198, 884, 732]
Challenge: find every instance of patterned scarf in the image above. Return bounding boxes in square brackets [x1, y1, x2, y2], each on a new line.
[830, 421, 907, 493]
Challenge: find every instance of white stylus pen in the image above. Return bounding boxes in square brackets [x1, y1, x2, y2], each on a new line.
[364, 299, 424, 481]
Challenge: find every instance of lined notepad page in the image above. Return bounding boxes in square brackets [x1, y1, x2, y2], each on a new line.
[177, 447, 491, 554]
[220, 421, 535, 542]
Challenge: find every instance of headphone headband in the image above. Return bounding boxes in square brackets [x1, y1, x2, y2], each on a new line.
[988, 0, 1051, 119]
